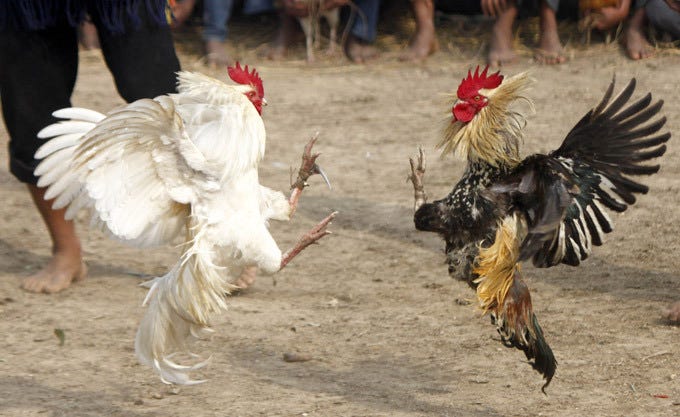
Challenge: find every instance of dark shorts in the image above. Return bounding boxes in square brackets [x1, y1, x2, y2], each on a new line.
[0, 4, 180, 184]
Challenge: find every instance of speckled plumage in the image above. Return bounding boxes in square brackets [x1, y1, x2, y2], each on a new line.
[413, 71, 669, 391]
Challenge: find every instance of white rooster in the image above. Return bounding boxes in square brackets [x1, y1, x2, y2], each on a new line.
[33, 63, 335, 385]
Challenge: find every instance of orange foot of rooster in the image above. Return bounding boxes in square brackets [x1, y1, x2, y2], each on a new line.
[281, 211, 337, 269]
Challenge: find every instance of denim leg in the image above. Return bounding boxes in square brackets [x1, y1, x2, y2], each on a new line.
[203, 0, 235, 42]
[243, 0, 275, 15]
[351, 0, 380, 42]
[645, 0, 680, 38]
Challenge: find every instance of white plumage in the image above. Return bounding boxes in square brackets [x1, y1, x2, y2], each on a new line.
[34, 69, 327, 385]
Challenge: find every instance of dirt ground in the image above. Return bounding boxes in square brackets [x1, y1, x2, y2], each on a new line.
[1, 13, 679, 417]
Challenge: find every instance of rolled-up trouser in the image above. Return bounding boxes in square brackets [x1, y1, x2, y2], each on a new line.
[0, 4, 180, 185]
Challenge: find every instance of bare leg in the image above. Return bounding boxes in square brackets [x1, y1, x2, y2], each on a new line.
[624, 8, 654, 60]
[22, 185, 87, 293]
[344, 35, 379, 63]
[78, 20, 100, 50]
[266, 12, 296, 60]
[534, 0, 566, 64]
[205, 39, 233, 67]
[399, 0, 438, 62]
[489, 3, 518, 66]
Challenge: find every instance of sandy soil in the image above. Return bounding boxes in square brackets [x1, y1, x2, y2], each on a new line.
[0, 15, 679, 417]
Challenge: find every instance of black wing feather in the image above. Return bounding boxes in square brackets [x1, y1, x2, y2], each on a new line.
[486, 77, 669, 268]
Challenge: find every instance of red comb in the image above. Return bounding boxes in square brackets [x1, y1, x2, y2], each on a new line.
[228, 62, 264, 98]
[457, 65, 503, 100]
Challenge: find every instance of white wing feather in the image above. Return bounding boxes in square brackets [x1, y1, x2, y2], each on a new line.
[34, 71, 282, 385]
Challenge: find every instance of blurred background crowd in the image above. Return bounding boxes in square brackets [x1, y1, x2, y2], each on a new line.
[92, 0, 680, 67]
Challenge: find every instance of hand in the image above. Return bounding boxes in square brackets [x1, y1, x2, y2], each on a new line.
[591, 6, 627, 30]
[280, 0, 349, 18]
[481, 0, 509, 17]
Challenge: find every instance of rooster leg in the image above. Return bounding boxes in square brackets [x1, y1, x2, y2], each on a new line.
[288, 133, 331, 217]
[408, 147, 427, 211]
[280, 211, 337, 269]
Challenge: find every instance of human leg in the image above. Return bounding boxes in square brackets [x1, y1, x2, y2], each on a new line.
[0, 26, 87, 293]
[345, 0, 381, 63]
[203, 0, 235, 67]
[266, 10, 298, 60]
[92, 3, 181, 101]
[624, 6, 654, 59]
[534, 0, 566, 64]
[488, 0, 519, 66]
[645, 0, 680, 38]
[171, 0, 198, 27]
[399, 0, 438, 62]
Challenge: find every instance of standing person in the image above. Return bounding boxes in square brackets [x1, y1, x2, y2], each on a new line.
[0, 0, 181, 293]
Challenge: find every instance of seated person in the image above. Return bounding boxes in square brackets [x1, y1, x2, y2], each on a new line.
[271, 0, 438, 63]
[437, 0, 568, 66]
[592, 0, 680, 60]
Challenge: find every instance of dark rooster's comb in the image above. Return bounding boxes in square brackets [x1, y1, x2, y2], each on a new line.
[228, 62, 264, 97]
[457, 65, 503, 100]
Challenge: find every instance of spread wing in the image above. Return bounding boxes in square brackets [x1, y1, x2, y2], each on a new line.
[485, 77, 669, 267]
[34, 96, 222, 247]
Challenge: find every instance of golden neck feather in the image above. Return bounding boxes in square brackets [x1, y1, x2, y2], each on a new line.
[437, 72, 534, 168]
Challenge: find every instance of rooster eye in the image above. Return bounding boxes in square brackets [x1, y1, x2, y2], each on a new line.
[474, 95, 481, 101]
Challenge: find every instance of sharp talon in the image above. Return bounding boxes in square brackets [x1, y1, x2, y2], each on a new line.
[315, 164, 332, 190]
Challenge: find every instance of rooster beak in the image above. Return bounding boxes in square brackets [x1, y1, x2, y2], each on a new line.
[262, 98, 268, 106]
[314, 164, 332, 190]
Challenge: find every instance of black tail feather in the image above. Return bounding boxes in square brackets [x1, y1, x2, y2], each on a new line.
[492, 272, 557, 392]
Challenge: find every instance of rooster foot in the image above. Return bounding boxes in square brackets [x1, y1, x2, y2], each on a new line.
[288, 134, 331, 217]
[280, 211, 337, 269]
[408, 146, 427, 211]
[291, 133, 331, 191]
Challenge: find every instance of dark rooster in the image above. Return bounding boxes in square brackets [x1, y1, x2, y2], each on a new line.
[409, 67, 670, 391]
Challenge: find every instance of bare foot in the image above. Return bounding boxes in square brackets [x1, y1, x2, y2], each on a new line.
[535, 32, 566, 64]
[534, 2, 566, 65]
[22, 251, 87, 294]
[624, 9, 654, 60]
[663, 301, 680, 324]
[399, 26, 438, 62]
[488, 6, 518, 66]
[232, 266, 258, 290]
[205, 39, 232, 67]
[345, 35, 379, 64]
[399, 0, 438, 62]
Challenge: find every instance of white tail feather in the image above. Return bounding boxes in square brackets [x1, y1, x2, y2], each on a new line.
[134, 216, 237, 384]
